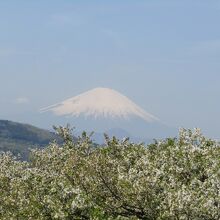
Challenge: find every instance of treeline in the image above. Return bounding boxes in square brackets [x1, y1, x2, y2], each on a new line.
[0, 127, 219, 219]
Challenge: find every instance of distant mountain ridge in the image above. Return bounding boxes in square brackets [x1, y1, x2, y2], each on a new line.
[81, 127, 153, 144]
[40, 87, 177, 139]
[0, 120, 60, 160]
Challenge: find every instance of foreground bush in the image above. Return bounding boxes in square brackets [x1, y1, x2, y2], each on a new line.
[0, 128, 219, 219]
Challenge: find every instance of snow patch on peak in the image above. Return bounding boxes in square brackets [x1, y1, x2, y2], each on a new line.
[41, 87, 159, 122]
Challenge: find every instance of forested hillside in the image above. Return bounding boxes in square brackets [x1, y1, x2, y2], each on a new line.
[0, 120, 60, 160]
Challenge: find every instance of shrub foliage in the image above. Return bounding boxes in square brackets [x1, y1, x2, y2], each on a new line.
[0, 127, 219, 219]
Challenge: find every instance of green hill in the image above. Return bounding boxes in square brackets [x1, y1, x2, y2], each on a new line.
[0, 120, 60, 160]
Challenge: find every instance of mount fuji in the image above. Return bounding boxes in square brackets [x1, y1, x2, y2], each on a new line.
[41, 87, 158, 122]
[41, 88, 176, 142]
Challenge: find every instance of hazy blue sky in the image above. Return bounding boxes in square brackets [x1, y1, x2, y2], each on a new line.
[1, 1, 220, 137]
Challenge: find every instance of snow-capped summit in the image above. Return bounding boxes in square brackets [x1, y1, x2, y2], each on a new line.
[41, 87, 158, 122]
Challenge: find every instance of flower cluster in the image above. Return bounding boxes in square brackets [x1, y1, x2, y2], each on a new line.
[0, 127, 219, 219]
